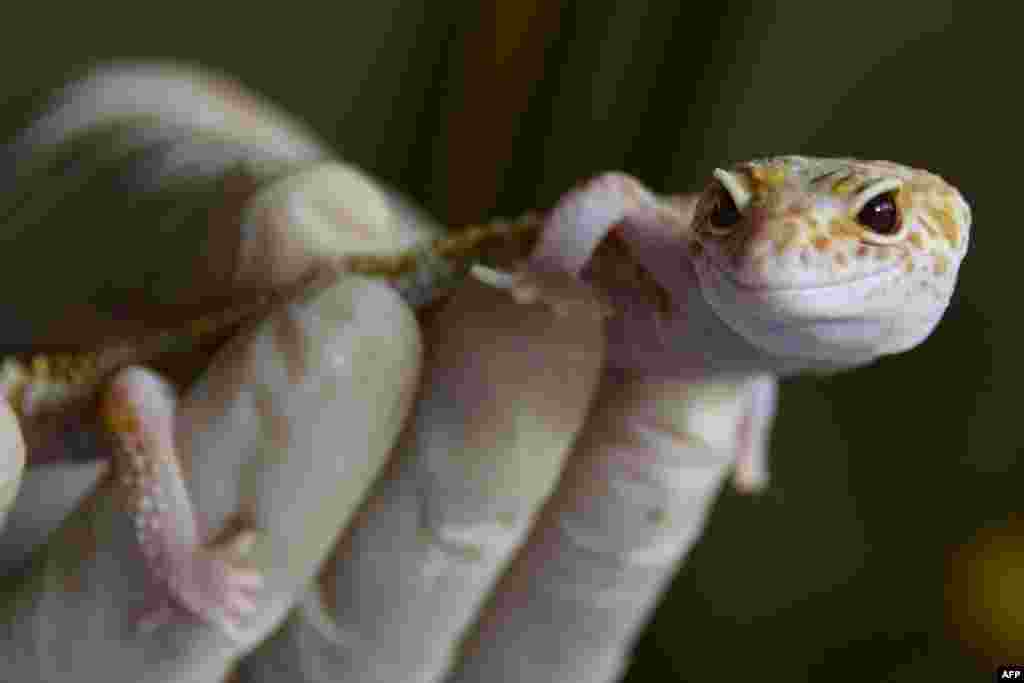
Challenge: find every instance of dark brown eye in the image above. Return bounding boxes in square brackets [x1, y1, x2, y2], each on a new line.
[709, 189, 741, 228]
[856, 192, 901, 235]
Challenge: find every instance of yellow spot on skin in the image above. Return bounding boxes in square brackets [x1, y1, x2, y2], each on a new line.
[832, 176, 859, 196]
[30, 355, 49, 377]
[103, 402, 140, 436]
[813, 236, 831, 251]
[750, 165, 786, 188]
[909, 231, 925, 248]
[934, 207, 961, 248]
[934, 253, 949, 275]
[894, 186, 913, 213]
[830, 217, 863, 240]
[904, 258, 914, 274]
[771, 222, 799, 254]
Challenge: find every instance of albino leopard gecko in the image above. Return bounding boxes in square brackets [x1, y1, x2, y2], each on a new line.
[0, 66, 971, 640]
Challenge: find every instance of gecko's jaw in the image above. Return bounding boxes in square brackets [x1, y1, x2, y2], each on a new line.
[704, 258, 903, 318]
[694, 254, 951, 364]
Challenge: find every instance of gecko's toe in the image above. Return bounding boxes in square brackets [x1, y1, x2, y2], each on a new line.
[133, 540, 266, 639]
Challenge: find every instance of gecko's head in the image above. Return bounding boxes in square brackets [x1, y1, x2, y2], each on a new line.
[689, 156, 970, 367]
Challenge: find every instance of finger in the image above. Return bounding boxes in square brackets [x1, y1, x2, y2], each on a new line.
[177, 273, 421, 641]
[0, 63, 427, 357]
[0, 399, 26, 533]
[0, 63, 318, 351]
[447, 178, 743, 682]
[238, 274, 606, 682]
[0, 274, 420, 680]
[450, 375, 756, 683]
[2, 62, 428, 450]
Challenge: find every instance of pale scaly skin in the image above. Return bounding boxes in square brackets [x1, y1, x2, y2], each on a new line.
[1, 151, 969, 641]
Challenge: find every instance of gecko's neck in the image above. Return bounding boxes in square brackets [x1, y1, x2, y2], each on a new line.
[598, 271, 808, 381]
[594, 228, 852, 382]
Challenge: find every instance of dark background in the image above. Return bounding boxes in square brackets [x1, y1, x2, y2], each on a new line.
[0, 1, 1014, 680]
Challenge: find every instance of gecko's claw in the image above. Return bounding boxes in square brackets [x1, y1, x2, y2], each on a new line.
[170, 540, 264, 629]
[470, 264, 615, 319]
[132, 534, 265, 641]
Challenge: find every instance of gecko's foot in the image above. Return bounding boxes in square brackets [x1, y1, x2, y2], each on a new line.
[102, 366, 264, 641]
[729, 376, 777, 495]
[138, 530, 264, 641]
[470, 264, 615, 319]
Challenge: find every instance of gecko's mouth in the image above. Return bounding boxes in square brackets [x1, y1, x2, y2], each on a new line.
[698, 257, 903, 321]
[693, 256, 938, 362]
[718, 263, 901, 294]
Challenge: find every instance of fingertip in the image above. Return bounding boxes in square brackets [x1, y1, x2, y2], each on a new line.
[234, 162, 424, 291]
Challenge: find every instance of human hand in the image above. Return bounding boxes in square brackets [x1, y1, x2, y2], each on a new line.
[237, 187, 767, 683]
[0, 163, 433, 683]
[0, 65, 763, 683]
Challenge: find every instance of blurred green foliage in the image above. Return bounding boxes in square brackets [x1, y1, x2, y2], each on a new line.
[0, 1, 1013, 680]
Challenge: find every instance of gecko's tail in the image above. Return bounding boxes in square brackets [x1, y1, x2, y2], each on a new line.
[2, 269, 329, 418]
[331, 210, 545, 309]
[435, 210, 544, 270]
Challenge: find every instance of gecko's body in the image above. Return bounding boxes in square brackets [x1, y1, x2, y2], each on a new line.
[0, 66, 970, 640]
[3, 156, 969, 411]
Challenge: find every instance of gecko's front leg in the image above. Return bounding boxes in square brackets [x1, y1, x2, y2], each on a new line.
[100, 366, 263, 640]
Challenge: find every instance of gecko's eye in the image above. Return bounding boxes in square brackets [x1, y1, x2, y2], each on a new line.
[701, 169, 750, 236]
[709, 188, 741, 229]
[856, 191, 901, 235]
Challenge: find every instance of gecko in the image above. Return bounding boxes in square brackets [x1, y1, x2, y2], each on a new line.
[0, 68, 970, 643]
